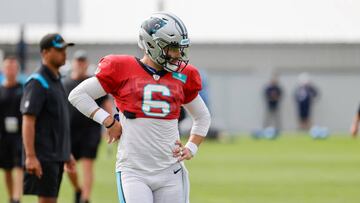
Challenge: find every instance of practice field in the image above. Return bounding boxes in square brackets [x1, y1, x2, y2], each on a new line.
[1, 134, 360, 203]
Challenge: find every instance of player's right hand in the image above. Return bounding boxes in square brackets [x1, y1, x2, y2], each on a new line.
[25, 155, 43, 178]
[104, 116, 122, 143]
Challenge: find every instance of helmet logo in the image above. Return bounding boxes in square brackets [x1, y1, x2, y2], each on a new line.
[142, 17, 167, 35]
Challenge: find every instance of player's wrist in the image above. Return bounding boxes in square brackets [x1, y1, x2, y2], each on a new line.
[105, 117, 116, 129]
[26, 153, 37, 158]
[93, 108, 110, 125]
[103, 115, 114, 127]
[185, 141, 198, 157]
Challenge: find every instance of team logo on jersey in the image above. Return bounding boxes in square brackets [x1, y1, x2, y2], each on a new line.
[24, 100, 30, 109]
[172, 72, 187, 83]
[153, 74, 160, 81]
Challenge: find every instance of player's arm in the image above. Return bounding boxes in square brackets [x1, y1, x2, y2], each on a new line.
[350, 105, 360, 137]
[68, 77, 122, 143]
[173, 95, 211, 161]
[21, 80, 47, 178]
[101, 96, 114, 115]
[22, 114, 42, 178]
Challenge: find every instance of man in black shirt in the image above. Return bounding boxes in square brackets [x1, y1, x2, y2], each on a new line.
[20, 33, 76, 203]
[63, 50, 112, 203]
[0, 56, 23, 203]
[263, 76, 282, 131]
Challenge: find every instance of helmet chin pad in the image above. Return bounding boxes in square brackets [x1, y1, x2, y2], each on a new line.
[164, 62, 179, 72]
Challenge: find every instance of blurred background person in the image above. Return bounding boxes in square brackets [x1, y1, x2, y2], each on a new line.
[199, 69, 221, 140]
[350, 103, 360, 138]
[0, 56, 23, 203]
[63, 50, 112, 203]
[179, 68, 221, 140]
[263, 74, 283, 132]
[294, 72, 319, 131]
[0, 70, 4, 84]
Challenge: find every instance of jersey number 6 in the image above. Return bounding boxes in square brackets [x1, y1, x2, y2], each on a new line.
[142, 84, 171, 117]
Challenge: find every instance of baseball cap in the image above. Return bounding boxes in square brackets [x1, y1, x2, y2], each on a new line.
[40, 33, 75, 51]
[73, 50, 88, 60]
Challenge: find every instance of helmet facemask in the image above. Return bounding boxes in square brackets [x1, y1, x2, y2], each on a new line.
[155, 39, 190, 72]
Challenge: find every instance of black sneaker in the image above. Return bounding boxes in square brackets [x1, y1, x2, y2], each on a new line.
[75, 190, 82, 203]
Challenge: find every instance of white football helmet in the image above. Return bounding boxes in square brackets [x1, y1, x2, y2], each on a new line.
[138, 12, 190, 72]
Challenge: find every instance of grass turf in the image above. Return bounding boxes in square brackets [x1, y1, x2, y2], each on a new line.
[1, 134, 360, 203]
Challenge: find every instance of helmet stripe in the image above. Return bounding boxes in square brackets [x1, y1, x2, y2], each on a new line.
[162, 13, 188, 39]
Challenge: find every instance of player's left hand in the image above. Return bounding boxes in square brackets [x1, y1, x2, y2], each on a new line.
[173, 140, 193, 161]
[64, 154, 76, 174]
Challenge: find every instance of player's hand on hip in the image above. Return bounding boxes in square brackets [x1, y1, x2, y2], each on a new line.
[25, 155, 43, 178]
[173, 140, 193, 161]
[104, 116, 122, 144]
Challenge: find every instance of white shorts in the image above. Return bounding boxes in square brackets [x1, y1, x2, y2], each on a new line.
[116, 162, 190, 203]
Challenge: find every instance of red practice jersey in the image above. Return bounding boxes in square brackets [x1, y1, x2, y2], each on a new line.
[95, 55, 202, 120]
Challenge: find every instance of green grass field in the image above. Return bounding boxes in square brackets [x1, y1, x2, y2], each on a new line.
[1, 134, 360, 203]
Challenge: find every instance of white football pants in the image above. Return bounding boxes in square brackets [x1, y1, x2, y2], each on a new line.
[116, 162, 190, 203]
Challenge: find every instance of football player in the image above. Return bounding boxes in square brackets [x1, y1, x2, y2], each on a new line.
[68, 12, 211, 203]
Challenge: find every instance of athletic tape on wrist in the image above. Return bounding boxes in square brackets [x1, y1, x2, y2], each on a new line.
[185, 141, 198, 156]
[93, 108, 110, 125]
